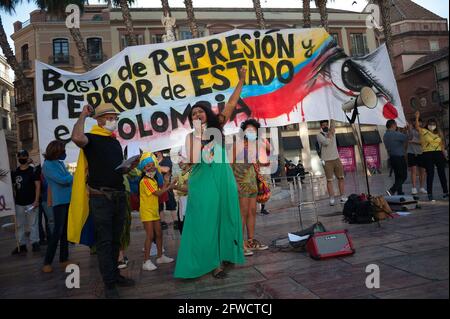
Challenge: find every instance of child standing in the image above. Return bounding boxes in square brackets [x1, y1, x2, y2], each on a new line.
[173, 159, 192, 234]
[138, 153, 176, 271]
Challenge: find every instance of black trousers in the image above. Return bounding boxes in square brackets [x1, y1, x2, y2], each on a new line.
[89, 193, 126, 287]
[422, 151, 449, 197]
[44, 204, 69, 265]
[389, 156, 407, 195]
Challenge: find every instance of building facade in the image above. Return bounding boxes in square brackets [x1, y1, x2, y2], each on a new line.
[0, 55, 17, 169]
[371, 0, 449, 143]
[11, 5, 386, 173]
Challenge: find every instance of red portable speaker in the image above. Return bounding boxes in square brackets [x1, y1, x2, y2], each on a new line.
[306, 230, 355, 260]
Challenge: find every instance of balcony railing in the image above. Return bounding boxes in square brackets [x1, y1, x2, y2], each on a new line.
[0, 70, 12, 83]
[19, 60, 32, 70]
[48, 55, 74, 66]
[89, 54, 108, 64]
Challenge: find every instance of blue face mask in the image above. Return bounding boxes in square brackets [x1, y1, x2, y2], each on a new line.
[58, 152, 67, 161]
[245, 132, 257, 141]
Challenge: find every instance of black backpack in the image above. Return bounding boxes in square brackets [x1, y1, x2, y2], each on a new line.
[343, 194, 376, 224]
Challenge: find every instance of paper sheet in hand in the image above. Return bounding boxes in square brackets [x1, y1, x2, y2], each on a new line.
[115, 155, 141, 171]
[288, 233, 310, 242]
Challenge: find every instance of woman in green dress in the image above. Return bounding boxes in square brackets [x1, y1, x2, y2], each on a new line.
[174, 67, 246, 279]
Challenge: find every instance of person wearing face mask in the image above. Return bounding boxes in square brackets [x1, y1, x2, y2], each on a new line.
[138, 153, 176, 271]
[317, 120, 347, 206]
[415, 111, 449, 201]
[70, 103, 135, 298]
[174, 67, 246, 280]
[232, 119, 270, 256]
[11, 150, 41, 255]
[383, 119, 408, 196]
[41, 141, 75, 273]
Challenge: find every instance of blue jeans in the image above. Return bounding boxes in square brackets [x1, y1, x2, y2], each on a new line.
[89, 193, 126, 286]
[44, 204, 69, 265]
[15, 205, 39, 245]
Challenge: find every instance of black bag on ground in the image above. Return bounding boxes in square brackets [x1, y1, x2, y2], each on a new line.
[343, 194, 376, 224]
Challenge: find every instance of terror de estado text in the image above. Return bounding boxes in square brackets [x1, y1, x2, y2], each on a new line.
[41, 31, 310, 140]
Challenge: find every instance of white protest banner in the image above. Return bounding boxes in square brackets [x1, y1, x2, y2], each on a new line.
[35, 29, 405, 163]
[0, 130, 15, 218]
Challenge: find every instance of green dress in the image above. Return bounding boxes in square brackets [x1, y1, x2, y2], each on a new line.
[174, 141, 245, 279]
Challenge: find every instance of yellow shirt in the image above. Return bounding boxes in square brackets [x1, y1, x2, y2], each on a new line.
[175, 170, 190, 197]
[420, 129, 442, 152]
[139, 176, 160, 222]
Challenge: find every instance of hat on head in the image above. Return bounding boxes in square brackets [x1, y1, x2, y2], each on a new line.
[93, 103, 119, 119]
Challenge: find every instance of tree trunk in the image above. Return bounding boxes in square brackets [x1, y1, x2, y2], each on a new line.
[303, 0, 311, 28]
[68, 27, 92, 71]
[376, 0, 395, 73]
[119, 0, 137, 46]
[184, 0, 199, 38]
[252, 0, 266, 30]
[0, 16, 32, 102]
[315, 0, 329, 32]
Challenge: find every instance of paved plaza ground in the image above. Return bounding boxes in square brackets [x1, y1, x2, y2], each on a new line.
[0, 172, 448, 299]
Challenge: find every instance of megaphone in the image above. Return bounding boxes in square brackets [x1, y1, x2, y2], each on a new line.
[342, 87, 378, 113]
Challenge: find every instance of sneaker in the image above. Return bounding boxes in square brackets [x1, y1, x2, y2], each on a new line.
[340, 196, 348, 204]
[117, 257, 129, 269]
[42, 265, 53, 273]
[260, 209, 270, 215]
[329, 197, 336, 206]
[32, 243, 40, 252]
[11, 245, 27, 255]
[142, 260, 157, 271]
[411, 188, 418, 195]
[244, 248, 254, 256]
[115, 275, 135, 287]
[443, 193, 449, 200]
[247, 239, 269, 251]
[156, 255, 174, 264]
[419, 188, 427, 194]
[428, 195, 436, 202]
[104, 285, 120, 299]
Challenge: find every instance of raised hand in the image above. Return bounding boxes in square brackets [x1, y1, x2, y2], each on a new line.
[238, 66, 247, 82]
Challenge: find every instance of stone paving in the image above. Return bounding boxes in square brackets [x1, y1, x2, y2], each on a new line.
[0, 172, 448, 299]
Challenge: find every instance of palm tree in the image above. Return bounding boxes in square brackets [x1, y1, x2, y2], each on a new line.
[302, 0, 311, 28]
[0, 0, 32, 102]
[116, 0, 137, 46]
[374, 0, 394, 70]
[36, 0, 93, 71]
[252, 0, 266, 29]
[184, 0, 199, 38]
[314, 0, 330, 32]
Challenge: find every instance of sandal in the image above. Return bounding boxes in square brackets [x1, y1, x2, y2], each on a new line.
[212, 268, 227, 279]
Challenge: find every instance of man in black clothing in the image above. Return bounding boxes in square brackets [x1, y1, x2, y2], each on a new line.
[71, 103, 134, 299]
[11, 150, 41, 254]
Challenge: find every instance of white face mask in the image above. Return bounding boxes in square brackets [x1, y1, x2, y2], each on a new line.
[145, 170, 156, 178]
[104, 120, 117, 132]
[428, 125, 437, 132]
